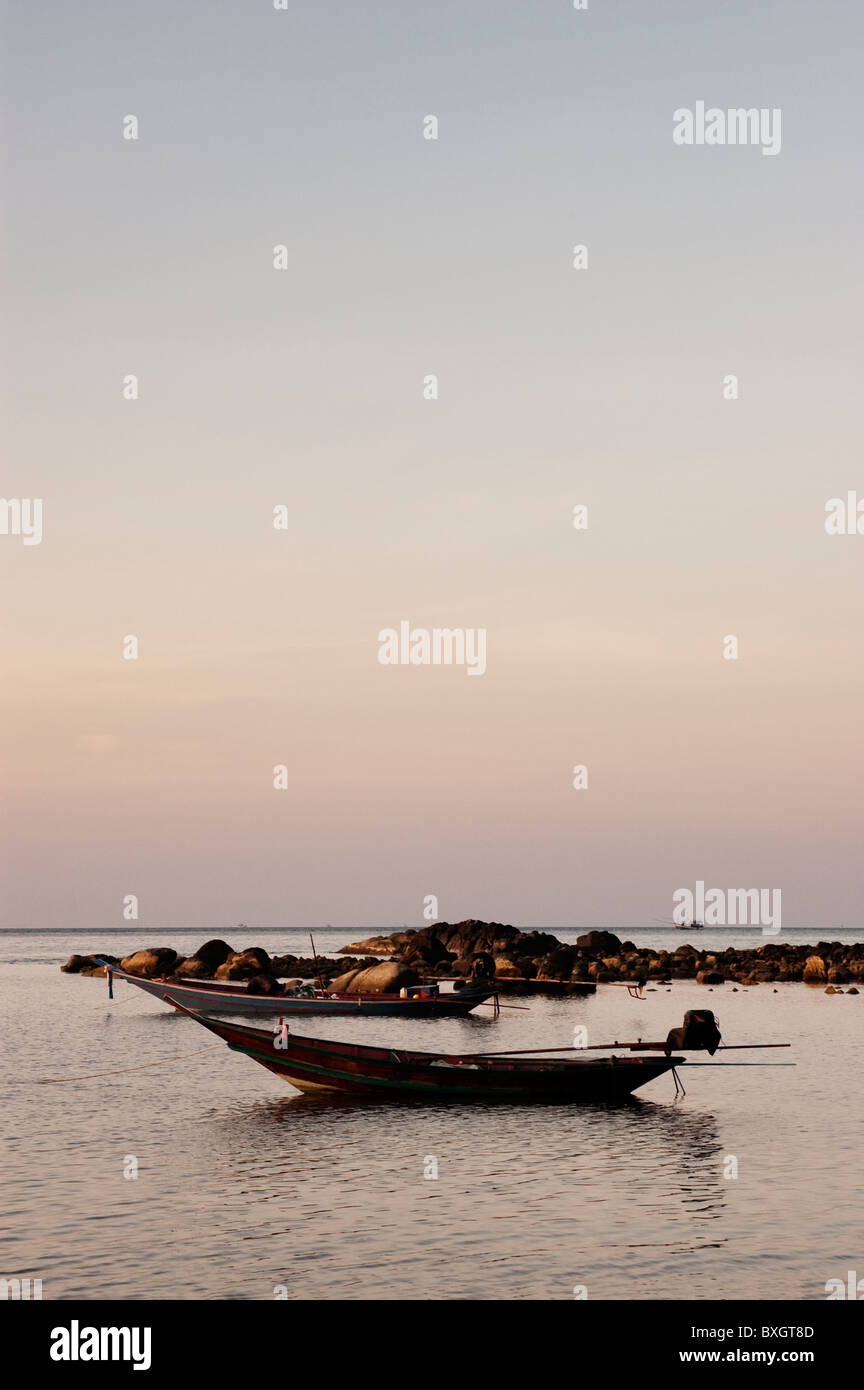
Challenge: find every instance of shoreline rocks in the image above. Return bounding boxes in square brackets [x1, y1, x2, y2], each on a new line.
[60, 922, 864, 993]
[331, 922, 864, 990]
[60, 944, 382, 984]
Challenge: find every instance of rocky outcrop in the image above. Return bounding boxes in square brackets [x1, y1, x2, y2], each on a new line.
[175, 939, 234, 977]
[353, 925, 864, 991]
[803, 956, 827, 982]
[61, 953, 119, 976]
[338, 933, 414, 956]
[536, 946, 581, 981]
[575, 931, 622, 954]
[215, 947, 272, 980]
[60, 929, 864, 994]
[270, 953, 379, 981]
[118, 948, 178, 978]
[400, 932, 455, 967]
[328, 962, 420, 995]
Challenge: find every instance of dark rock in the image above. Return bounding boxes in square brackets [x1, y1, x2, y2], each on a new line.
[827, 966, 852, 984]
[400, 929, 454, 967]
[245, 973, 284, 995]
[175, 939, 234, 977]
[215, 947, 272, 981]
[493, 956, 524, 978]
[61, 953, 118, 976]
[119, 947, 178, 978]
[536, 946, 580, 981]
[575, 931, 622, 955]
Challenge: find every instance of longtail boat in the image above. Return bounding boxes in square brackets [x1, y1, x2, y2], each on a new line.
[97, 961, 496, 1019]
[171, 1008, 682, 1100]
[169, 1006, 791, 1103]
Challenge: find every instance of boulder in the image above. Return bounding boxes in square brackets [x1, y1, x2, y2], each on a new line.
[61, 953, 118, 975]
[492, 956, 523, 979]
[334, 961, 420, 995]
[215, 947, 273, 981]
[270, 954, 302, 977]
[827, 966, 852, 984]
[340, 920, 564, 965]
[536, 946, 579, 981]
[338, 933, 412, 956]
[175, 939, 234, 977]
[329, 968, 363, 992]
[803, 955, 827, 982]
[400, 931, 454, 967]
[697, 970, 725, 985]
[245, 973, 284, 995]
[575, 931, 622, 955]
[119, 947, 178, 978]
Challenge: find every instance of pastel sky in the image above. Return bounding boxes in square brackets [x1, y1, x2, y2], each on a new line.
[2, 1, 862, 930]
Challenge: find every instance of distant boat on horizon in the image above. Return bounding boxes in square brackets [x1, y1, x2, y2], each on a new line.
[653, 915, 704, 932]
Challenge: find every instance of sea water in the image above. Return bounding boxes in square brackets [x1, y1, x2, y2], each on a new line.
[1, 928, 861, 1300]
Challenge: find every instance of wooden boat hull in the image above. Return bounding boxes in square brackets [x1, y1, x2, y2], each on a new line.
[180, 1011, 685, 1102]
[106, 967, 494, 1018]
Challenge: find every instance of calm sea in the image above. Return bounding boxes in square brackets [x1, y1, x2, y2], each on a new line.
[2, 928, 862, 1300]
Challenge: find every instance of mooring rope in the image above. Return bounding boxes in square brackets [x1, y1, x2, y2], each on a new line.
[29, 1043, 224, 1084]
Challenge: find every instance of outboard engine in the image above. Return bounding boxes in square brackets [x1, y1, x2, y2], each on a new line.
[664, 1010, 721, 1055]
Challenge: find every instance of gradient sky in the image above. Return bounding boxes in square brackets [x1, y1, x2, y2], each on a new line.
[2, 1, 862, 930]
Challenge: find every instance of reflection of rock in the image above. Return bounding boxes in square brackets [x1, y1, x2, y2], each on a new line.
[329, 961, 420, 994]
[119, 948, 178, 978]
